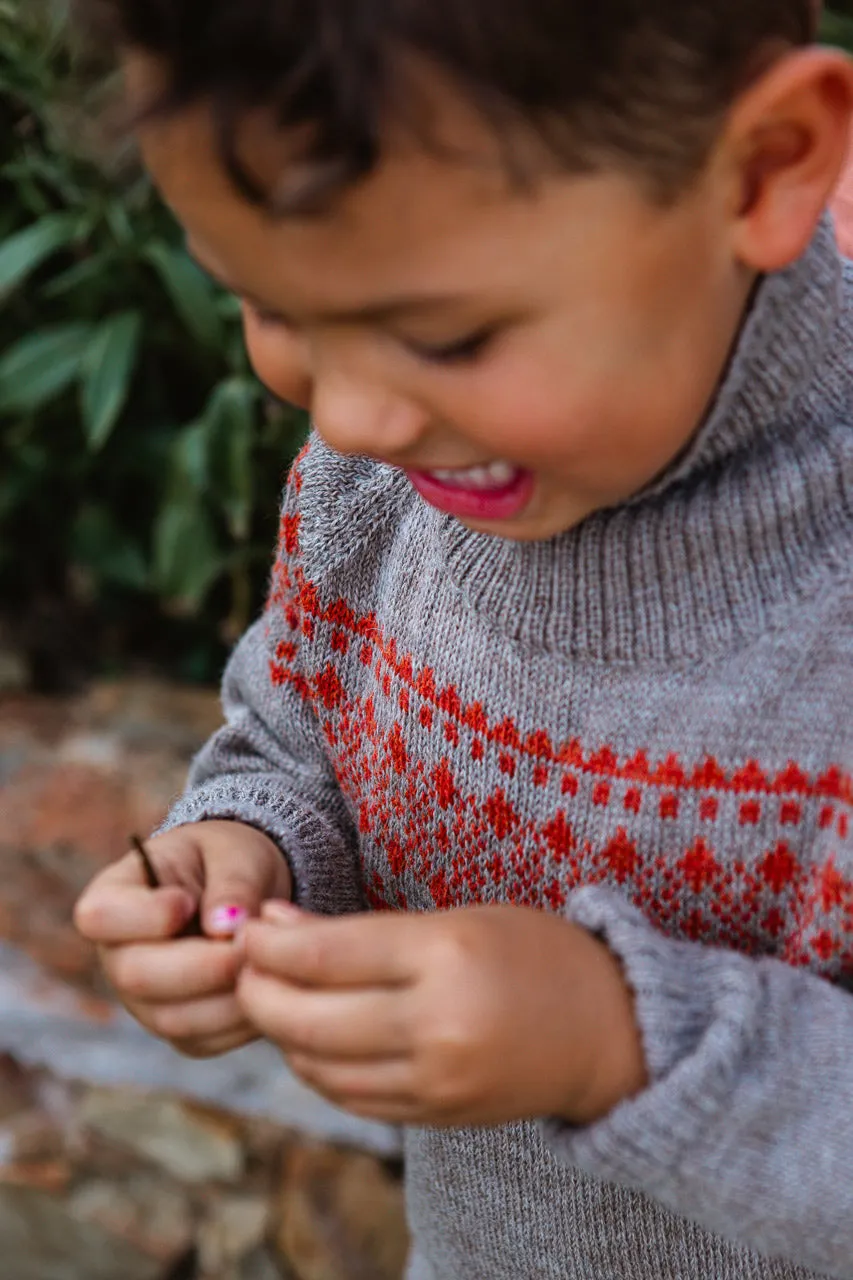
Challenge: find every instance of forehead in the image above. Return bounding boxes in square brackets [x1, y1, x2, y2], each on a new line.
[130, 56, 511, 279]
[126, 52, 662, 313]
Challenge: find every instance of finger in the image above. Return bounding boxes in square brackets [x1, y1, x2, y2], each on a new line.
[244, 915, 417, 989]
[76, 870, 196, 944]
[171, 1026, 261, 1060]
[344, 1099, 424, 1124]
[288, 1053, 414, 1108]
[237, 969, 410, 1058]
[103, 937, 243, 1003]
[197, 823, 293, 938]
[83, 849, 155, 889]
[130, 991, 250, 1044]
[340, 1096, 473, 1127]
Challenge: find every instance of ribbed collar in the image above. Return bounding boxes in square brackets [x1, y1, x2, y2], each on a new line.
[439, 216, 853, 665]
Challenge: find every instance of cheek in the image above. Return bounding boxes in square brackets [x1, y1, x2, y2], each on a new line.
[422, 353, 623, 467]
[243, 317, 312, 410]
[428, 340, 705, 494]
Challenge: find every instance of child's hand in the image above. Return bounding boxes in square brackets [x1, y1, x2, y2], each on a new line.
[236, 903, 647, 1126]
[74, 820, 292, 1059]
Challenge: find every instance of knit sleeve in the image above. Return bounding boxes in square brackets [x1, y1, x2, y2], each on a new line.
[542, 812, 853, 1277]
[158, 443, 364, 915]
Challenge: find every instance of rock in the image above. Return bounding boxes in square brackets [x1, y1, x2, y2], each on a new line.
[197, 1192, 271, 1274]
[199, 1243, 288, 1280]
[0, 685, 402, 1159]
[0, 1059, 72, 1192]
[0, 1106, 65, 1165]
[239, 1244, 289, 1280]
[0, 682, 408, 1279]
[80, 1088, 246, 1184]
[0, 678, 221, 991]
[0, 1183, 162, 1280]
[0, 941, 401, 1162]
[68, 1173, 195, 1264]
[0, 1054, 36, 1118]
[0, 1158, 73, 1193]
[80, 677, 223, 755]
[274, 1143, 409, 1280]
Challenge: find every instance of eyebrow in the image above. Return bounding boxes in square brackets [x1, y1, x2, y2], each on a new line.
[186, 239, 473, 326]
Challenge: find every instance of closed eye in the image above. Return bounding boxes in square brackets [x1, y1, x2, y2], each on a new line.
[402, 327, 498, 366]
[249, 302, 291, 328]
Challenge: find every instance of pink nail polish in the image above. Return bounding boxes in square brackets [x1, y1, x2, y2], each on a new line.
[210, 905, 249, 934]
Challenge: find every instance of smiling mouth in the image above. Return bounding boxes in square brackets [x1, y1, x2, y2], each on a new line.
[405, 461, 535, 521]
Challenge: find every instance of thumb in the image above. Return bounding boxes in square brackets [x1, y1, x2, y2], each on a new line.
[196, 821, 292, 938]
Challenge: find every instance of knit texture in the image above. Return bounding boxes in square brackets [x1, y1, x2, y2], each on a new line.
[163, 217, 853, 1279]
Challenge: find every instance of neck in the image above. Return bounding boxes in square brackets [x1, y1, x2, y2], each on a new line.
[438, 215, 853, 663]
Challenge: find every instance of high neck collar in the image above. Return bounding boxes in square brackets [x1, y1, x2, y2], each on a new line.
[641, 214, 840, 496]
[439, 216, 853, 664]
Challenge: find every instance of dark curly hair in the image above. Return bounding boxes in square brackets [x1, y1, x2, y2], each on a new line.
[78, 0, 816, 210]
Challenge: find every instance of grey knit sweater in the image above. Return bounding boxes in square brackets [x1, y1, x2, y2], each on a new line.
[164, 217, 853, 1280]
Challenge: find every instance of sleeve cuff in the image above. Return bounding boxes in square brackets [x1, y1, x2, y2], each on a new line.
[157, 778, 366, 916]
[540, 885, 761, 1194]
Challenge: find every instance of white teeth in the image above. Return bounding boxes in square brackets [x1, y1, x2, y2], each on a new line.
[427, 461, 517, 490]
[486, 461, 514, 485]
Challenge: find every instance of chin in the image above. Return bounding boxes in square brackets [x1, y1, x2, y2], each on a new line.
[456, 510, 586, 543]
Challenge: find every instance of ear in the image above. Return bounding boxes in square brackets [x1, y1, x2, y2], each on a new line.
[723, 48, 853, 271]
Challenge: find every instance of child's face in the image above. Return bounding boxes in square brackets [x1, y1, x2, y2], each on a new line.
[131, 56, 754, 542]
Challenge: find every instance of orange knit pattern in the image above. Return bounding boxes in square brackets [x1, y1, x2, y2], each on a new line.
[268, 467, 853, 982]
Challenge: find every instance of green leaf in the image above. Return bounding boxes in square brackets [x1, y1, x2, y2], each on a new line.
[217, 292, 243, 320]
[1, 167, 52, 220]
[152, 492, 222, 609]
[206, 378, 258, 540]
[105, 198, 135, 247]
[0, 212, 80, 299]
[72, 504, 149, 590]
[0, 462, 40, 520]
[0, 322, 92, 414]
[81, 311, 142, 450]
[822, 12, 853, 50]
[144, 242, 224, 349]
[171, 417, 213, 492]
[41, 249, 116, 299]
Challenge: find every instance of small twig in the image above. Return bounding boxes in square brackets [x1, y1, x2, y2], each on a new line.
[130, 833, 160, 889]
[129, 832, 203, 937]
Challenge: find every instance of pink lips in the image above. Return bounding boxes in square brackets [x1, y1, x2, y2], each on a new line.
[406, 468, 535, 521]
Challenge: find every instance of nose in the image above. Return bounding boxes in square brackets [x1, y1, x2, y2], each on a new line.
[310, 369, 428, 460]
[243, 310, 313, 409]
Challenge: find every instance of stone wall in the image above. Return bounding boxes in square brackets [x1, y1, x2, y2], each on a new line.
[0, 679, 407, 1279]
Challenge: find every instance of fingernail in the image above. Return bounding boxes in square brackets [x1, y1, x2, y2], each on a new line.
[261, 900, 301, 923]
[210, 905, 249, 935]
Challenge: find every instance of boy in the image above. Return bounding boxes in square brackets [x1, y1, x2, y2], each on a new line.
[74, 2, 853, 1276]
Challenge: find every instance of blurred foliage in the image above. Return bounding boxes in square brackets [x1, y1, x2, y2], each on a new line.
[0, 0, 307, 687]
[824, 4, 853, 49]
